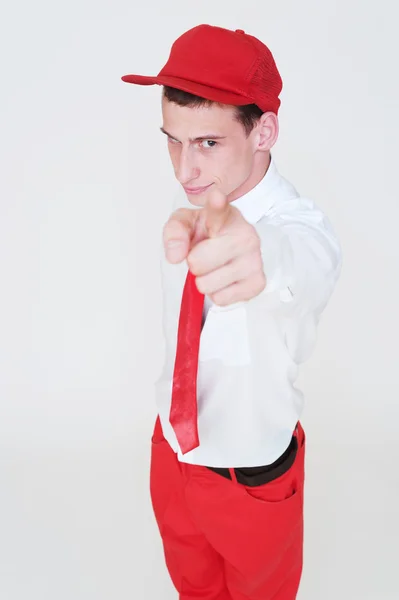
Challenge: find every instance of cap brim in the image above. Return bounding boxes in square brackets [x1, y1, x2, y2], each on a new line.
[121, 74, 158, 85]
[121, 74, 253, 107]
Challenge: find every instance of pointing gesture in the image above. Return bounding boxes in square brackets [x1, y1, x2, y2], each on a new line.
[163, 181, 266, 306]
[203, 179, 230, 238]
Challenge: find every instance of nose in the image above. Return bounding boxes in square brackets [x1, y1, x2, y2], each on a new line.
[175, 146, 200, 185]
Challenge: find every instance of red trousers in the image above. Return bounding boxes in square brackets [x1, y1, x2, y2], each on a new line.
[150, 417, 305, 600]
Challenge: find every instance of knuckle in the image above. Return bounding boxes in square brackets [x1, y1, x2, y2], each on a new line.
[248, 232, 261, 251]
[249, 253, 262, 274]
[195, 276, 206, 294]
[256, 272, 267, 294]
[240, 252, 261, 277]
[187, 253, 202, 275]
[187, 254, 196, 271]
[211, 291, 225, 306]
[238, 230, 260, 256]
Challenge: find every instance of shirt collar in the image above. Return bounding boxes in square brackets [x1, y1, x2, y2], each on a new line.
[230, 156, 280, 224]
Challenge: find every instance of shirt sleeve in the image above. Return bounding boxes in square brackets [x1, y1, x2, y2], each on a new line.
[250, 196, 343, 317]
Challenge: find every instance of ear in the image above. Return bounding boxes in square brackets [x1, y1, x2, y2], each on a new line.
[253, 112, 279, 152]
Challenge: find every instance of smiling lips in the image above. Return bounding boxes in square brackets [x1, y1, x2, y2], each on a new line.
[183, 183, 213, 195]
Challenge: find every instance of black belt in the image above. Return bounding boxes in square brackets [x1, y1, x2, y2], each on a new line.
[206, 433, 298, 487]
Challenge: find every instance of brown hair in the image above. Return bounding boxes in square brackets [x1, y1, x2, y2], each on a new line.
[163, 86, 264, 137]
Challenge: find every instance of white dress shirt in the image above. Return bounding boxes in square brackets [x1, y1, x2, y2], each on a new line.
[154, 157, 342, 468]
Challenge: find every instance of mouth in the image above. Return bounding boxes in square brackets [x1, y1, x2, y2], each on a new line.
[183, 183, 213, 195]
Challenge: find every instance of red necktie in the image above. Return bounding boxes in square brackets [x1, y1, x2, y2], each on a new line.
[169, 269, 205, 454]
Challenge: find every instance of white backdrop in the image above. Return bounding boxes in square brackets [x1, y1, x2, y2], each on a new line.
[1, 1, 398, 598]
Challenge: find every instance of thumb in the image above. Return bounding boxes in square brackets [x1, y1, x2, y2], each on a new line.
[204, 177, 230, 238]
[163, 208, 198, 263]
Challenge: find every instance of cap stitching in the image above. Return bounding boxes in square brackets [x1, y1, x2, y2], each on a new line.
[245, 54, 263, 85]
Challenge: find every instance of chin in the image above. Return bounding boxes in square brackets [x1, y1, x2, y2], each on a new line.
[185, 195, 205, 207]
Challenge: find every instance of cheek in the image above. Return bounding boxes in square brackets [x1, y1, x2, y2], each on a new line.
[235, 142, 255, 169]
[219, 147, 254, 191]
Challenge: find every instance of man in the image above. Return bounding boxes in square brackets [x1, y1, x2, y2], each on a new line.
[122, 24, 342, 600]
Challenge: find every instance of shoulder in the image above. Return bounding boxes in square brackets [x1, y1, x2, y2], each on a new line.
[256, 169, 338, 242]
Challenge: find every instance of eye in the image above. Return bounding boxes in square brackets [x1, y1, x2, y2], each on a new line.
[200, 140, 218, 149]
[167, 137, 179, 145]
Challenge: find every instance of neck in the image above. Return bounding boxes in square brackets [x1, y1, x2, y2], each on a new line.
[227, 152, 271, 203]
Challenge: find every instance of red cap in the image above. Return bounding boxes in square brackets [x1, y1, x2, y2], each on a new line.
[121, 24, 283, 113]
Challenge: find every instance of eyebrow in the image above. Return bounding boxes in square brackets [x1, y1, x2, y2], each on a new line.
[160, 127, 227, 142]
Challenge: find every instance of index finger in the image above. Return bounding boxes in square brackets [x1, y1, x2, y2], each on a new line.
[204, 177, 230, 238]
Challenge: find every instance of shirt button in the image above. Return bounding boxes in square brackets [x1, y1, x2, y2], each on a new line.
[235, 29, 245, 34]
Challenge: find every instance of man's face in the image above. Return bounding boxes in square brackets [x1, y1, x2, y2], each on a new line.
[161, 97, 262, 206]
